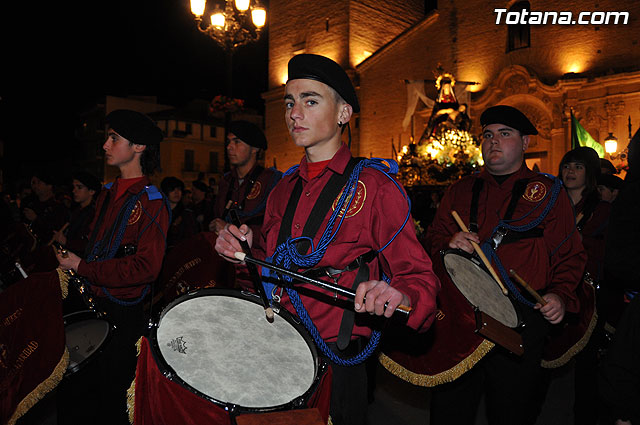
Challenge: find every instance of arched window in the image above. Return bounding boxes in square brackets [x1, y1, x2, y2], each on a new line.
[507, 1, 531, 52]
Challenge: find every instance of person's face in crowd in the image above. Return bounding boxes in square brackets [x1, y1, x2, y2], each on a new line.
[561, 162, 587, 191]
[192, 187, 205, 203]
[103, 129, 144, 168]
[598, 185, 619, 203]
[284, 79, 346, 150]
[72, 179, 96, 206]
[227, 133, 257, 167]
[30, 176, 51, 198]
[481, 124, 529, 175]
[167, 187, 182, 204]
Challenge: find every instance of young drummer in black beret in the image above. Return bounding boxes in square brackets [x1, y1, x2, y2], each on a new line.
[216, 54, 440, 424]
[56, 109, 170, 425]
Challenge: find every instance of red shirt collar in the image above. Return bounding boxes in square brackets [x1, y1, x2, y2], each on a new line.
[298, 143, 352, 181]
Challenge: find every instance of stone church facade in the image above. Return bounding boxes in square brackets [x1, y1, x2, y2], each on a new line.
[262, 0, 640, 174]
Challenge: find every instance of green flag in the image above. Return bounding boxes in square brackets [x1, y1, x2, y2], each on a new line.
[571, 112, 605, 157]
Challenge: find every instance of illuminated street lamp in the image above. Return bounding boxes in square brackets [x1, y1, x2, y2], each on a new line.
[604, 132, 618, 155]
[190, 0, 266, 52]
[189, 0, 267, 171]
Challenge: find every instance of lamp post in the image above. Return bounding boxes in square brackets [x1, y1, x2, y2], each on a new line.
[189, 0, 267, 171]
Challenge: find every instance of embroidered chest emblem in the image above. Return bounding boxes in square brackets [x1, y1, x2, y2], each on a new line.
[246, 181, 262, 200]
[128, 201, 142, 225]
[332, 180, 366, 218]
[523, 181, 546, 202]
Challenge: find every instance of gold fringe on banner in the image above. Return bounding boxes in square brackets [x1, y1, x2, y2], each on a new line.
[541, 311, 598, 369]
[56, 267, 69, 300]
[378, 339, 495, 387]
[127, 337, 144, 425]
[7, 348, 69, 425]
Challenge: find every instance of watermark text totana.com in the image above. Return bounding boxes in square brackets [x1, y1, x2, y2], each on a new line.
[494, 9, 629, 25]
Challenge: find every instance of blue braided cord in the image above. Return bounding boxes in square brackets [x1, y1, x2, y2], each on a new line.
[482, 241, 535, 308]
[266, 158, 405, 364]
[479, 176, 563, 308]
[91, 190, 171, 306]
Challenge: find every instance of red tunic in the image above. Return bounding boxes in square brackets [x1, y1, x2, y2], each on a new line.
[425, 164, 586, 313]
[575, 196, 610, 283]
[77, 177, 170, 299]
[256, 144, 440, 341]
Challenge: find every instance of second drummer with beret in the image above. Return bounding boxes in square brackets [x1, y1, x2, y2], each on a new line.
[215, 54, 440, 424]
[424, 105, 587, 424]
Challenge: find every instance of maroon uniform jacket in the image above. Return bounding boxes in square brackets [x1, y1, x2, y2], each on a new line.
[575, 196, 610, 283]
[255, 144, 440, 342]
[425, 164, 586, 313]
[77, 177, 170, 299]
[213, 164, 282, 236]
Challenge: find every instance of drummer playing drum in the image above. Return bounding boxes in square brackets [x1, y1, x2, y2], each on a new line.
[215, 54, 440, 425]
[424, 105, 587, 425]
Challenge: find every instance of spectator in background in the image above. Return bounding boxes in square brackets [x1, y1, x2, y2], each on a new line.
[161, 176, 198, 249]
[22, 171, 69, 243]
[191, 180, 213, 232]
[600, 158, 618, 175]
[598, 173, 624, 203]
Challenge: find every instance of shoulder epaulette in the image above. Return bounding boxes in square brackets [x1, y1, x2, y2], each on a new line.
[144, 185, 163, 200]
[104, 182, 113, 189]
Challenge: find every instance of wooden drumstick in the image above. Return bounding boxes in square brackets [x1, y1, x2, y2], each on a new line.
[47, 222, 70, 246]
[450, 211, 509, 296]
[509, 269, 547, 306]
[233, 252, 412, 318]
[229, 209, 274, 322]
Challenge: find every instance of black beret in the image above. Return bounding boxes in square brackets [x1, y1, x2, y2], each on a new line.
[597, 173, 623, 190]
[287, 54, 360, 113]
[229, 120, 267, 150]
[600, 158, 617, 174]
[73, 171, 102, 193]
[105, 109, 163, 145]
[480, 105, 538, 135]
[191, 180, 210, 193]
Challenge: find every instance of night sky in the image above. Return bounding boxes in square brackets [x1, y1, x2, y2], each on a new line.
[0, 0, 268, 185]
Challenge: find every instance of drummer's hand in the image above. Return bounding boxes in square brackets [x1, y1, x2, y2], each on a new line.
[354, 280, 410, 318]
[52, 230, 67, 245]
[55, 249, 81, 272]
[448, 231, 480, 254]
[215, 223, 253, 263]
[535, 293, 565, 324]
[209, 218, 227, 234]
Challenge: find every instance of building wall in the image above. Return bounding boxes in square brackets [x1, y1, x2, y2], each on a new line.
[265, 0, 640, 173]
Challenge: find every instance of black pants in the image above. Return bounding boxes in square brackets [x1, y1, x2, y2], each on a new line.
[58, 295, 147, 425]
[323, 340, 370, 425]
[430, 307, 550, 425]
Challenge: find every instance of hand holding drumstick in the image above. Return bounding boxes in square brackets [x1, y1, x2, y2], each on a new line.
[450, 211, 509, 296]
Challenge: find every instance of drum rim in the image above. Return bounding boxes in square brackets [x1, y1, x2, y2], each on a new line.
[63, 309, 114, 376]
[148, 287, 328, 414]
[440, 248, 522, 327]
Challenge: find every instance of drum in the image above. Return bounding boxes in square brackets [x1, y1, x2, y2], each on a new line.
[442, 249, 520, 328]
[63, 310, 113, 376]
[146, 288, 329, 420]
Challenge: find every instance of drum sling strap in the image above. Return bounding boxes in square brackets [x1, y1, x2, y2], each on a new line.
[469, 177, 543, 250]
[222, 165, 264, 220]
[276, 157, 375, 350]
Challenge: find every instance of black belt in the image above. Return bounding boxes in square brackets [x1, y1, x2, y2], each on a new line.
[302, 250, 377, 279]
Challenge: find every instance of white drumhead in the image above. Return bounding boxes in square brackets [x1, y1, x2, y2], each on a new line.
[65, 318, 110, 370]
[157, 295, 316, 408]
[443, 252, 519, 328]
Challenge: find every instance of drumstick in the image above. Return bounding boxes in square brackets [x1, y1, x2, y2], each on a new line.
[450, 211, 509, 296]
[509, 269, 547, 306]
[47, 222, 70, 246]
[229, 209, 274, 322]
[233, 252, 412, 318]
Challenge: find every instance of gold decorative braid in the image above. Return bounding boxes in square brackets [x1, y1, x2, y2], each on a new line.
[56, 267, 69, 299]
[378, 339, 495, 387]
[541, 310, 598, 368]
[127, 337, 144, 424]
[7, 348, 69, 425]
